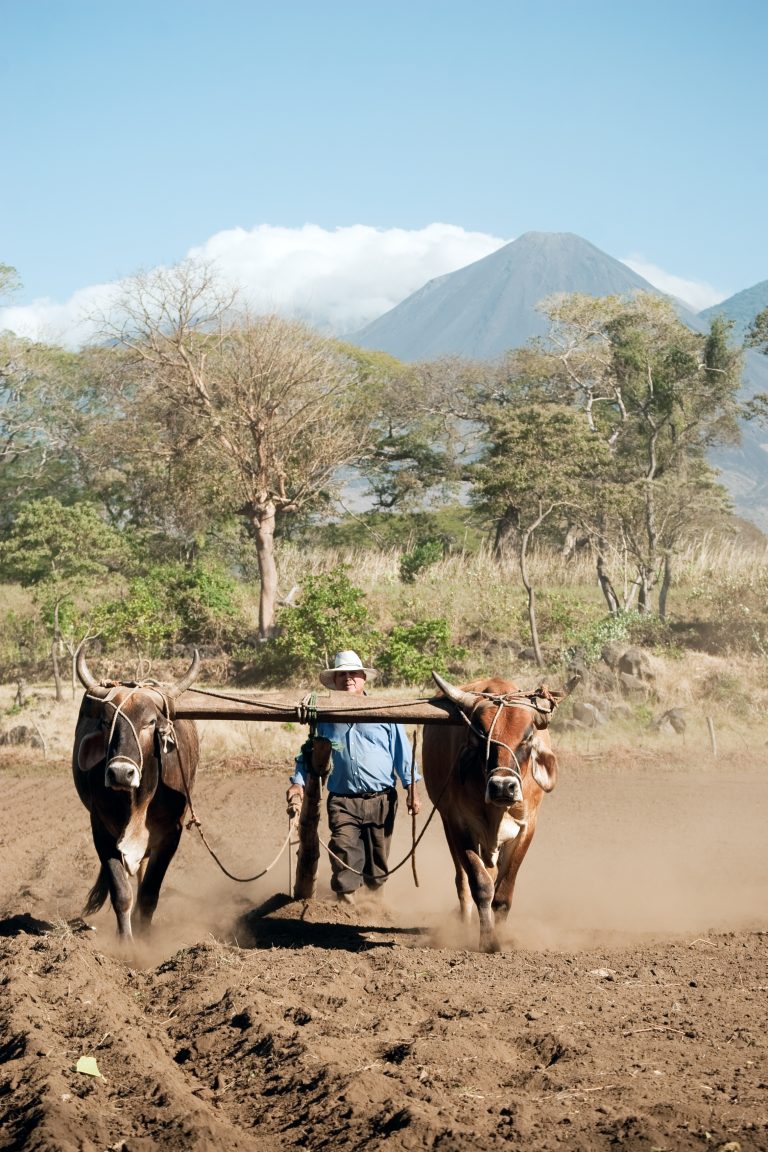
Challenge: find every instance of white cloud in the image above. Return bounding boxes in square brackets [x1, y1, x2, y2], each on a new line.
[189, 222, 507, 331]
[0, 223, 507, 347]
[0, 281, 122, 347]
[0, 228, 731, 348]
[620, 256, 728, 312]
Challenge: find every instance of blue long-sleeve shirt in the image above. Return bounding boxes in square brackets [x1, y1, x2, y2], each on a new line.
[291, 721, 420, 794]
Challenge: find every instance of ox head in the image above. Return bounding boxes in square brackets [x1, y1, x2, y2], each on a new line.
[432, 671, 574, 808]
[75, 647, 200, 792]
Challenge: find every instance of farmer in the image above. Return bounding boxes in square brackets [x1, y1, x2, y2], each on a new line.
[286, 650, 422, 904]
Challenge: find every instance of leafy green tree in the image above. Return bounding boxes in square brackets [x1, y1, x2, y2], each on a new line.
[399, 539, 445, 583]
[0, 336, 71, 516]
[509, 294, 743, 618]
[92, 562, 244, 657]
[472, 405, 613, 664]
[0, 498, 130, 698]
[745, 306, 768, 355]
[743, 306, 768, 427]
[0, 263, 21, 300]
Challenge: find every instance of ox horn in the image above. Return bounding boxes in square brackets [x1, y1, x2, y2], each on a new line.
[170, 648, 201, 697]
[75, 643, 110, 698]
[530, 673, 582, 728]
[431, 671, 478, 711]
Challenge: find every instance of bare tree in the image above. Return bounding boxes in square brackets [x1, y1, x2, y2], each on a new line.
[104, 262, 372, 636]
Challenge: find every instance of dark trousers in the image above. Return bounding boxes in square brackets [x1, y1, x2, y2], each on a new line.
[327, 789, 398, 894]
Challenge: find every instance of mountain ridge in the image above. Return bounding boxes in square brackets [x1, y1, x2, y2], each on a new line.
[347, 231, 710, 358]
[699, 280, 768, 343]
[346, 231, 767, 531]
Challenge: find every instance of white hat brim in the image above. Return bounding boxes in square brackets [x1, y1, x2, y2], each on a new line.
[319, 666, 378, 688]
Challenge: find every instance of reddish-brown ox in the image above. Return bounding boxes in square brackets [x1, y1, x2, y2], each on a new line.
[72, 648, 201, 941]
[423, 672, 571, 953]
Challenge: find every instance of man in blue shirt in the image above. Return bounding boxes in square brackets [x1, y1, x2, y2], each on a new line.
[286, 650, 422, 904]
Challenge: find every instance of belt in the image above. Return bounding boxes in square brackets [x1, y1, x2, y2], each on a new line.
[330, 787, 395, 799]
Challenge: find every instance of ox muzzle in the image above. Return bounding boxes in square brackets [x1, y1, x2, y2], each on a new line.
[485, 770, 524, 808]
[105, 756, 142, 791]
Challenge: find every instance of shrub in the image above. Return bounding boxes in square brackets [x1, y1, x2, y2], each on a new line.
[272, 568, 377, 677]
[686, 569, 768, 656]
[92, 562, 245, 657]
[399, 539, 444, 584]
[377, 619, 467, 687]
[561, 609, 674, 667]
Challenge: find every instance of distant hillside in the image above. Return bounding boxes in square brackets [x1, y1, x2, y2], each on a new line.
[347, 230, 767, 533]
[699, 281, 768, 343]
[347, 231, 704, 360]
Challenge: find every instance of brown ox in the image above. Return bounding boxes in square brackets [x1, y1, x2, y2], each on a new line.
[73, 647, 201, 941]
[423, 672, 570, 953]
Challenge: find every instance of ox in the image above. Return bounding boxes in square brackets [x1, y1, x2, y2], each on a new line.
[423, 672, 570, 953]
[73, 647, 201, 942]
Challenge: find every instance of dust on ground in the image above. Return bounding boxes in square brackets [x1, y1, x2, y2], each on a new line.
[1, 711, 767, 1151]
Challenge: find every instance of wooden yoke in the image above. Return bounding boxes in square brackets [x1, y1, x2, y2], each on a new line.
[170, 688, 459, 726]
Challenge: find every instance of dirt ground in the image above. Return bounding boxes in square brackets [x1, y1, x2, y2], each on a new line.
[1, 703, 767, 1151]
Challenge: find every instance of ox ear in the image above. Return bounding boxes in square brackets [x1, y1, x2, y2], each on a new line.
[531, 741, 557, 793]
[155, 724, 183, 789]
[78, 731, 107, 773]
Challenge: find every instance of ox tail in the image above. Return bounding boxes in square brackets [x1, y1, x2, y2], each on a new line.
[83, 867, 110, 916]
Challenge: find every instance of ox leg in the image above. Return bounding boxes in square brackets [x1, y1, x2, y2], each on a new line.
[462, 847, 499, 954]
[135, 823, 182, 934]
[91, 817, 134, 941]
[440, 819, 473, 923]
[493, 826, 536, 924]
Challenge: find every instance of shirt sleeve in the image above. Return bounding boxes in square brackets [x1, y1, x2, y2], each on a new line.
[391, 723, 422, 788]
[290, 750, 308, 787]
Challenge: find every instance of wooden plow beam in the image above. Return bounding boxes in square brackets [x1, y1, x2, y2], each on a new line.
[170, 687, 461, 726]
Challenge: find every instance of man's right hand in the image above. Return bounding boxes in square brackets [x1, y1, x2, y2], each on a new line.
[286, 784, 304, 818]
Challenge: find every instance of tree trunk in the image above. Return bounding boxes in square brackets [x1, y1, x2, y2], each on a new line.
[52, 602, 63, 703]
[638, 573, 649, 614]
[493, 504, 519, 561]
[596, 550, 620, 615]
[14, 679, 27, 708]
[518, 529, 543, 668]
[658, 554, 672, 620]
[248, 499, 279, 639]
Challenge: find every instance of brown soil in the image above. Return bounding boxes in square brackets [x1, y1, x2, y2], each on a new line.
[1, 730, 767, 1151]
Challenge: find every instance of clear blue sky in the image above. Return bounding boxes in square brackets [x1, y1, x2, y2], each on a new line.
[2, 0, 766, 309]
